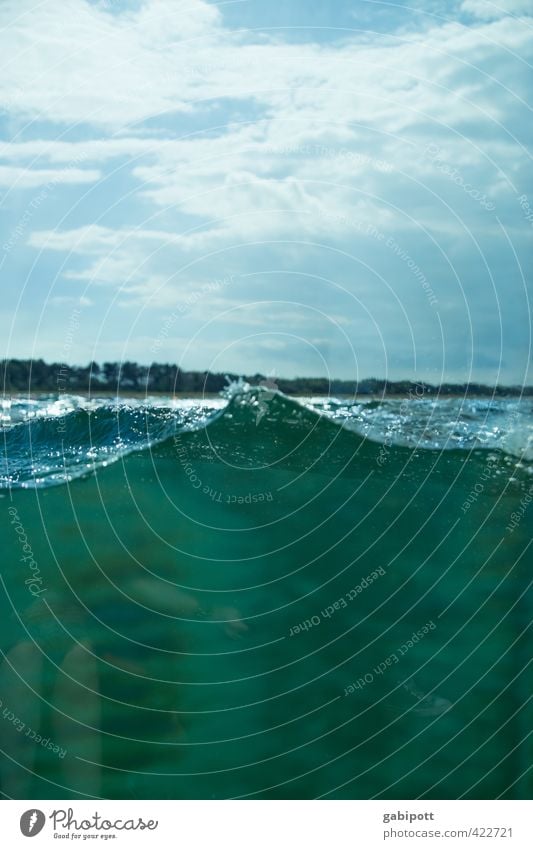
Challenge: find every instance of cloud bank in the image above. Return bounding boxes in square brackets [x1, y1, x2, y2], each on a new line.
[0, 0, 531, 382]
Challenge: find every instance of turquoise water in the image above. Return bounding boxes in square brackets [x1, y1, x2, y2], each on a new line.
[0, 388, 531, 799]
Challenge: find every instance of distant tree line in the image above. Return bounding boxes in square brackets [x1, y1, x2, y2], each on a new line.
[1, 359, 531, 397]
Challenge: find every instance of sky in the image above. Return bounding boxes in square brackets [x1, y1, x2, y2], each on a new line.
[0, 0, 532, 384]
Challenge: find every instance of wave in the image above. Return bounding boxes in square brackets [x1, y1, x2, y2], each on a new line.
[1, 387, 531, 489]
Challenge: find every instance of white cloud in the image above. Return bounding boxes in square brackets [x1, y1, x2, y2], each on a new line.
[50, 295, 93, 306]
[461, 0, 533, 20]
[0, 0, 223, 128]
[1, 0, 530, 136]
[0, 137, 158, 164]
[0, 165, 101, 187]
[28, 224, 175, 253]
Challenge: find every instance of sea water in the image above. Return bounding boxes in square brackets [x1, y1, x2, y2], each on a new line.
[0, 387, 531, 799]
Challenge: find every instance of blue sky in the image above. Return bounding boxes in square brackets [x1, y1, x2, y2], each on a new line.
[0, 0, 531, 383]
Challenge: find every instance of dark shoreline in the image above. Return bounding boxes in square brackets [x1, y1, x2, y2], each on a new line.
[2, 358, 532, 398]
[6, 390, 531, 403]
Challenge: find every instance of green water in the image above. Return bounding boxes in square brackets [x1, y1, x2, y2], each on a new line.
[0, 395, 531, 799]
